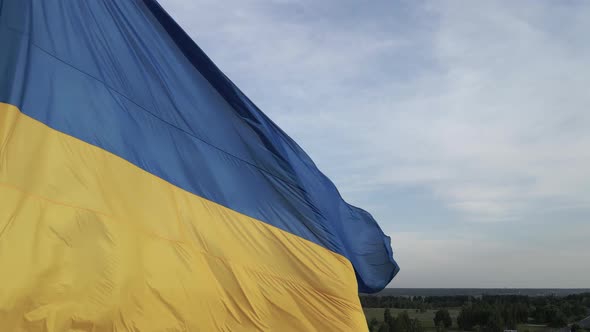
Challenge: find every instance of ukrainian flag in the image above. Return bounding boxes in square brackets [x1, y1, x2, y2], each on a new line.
[0, 1, 399, 331]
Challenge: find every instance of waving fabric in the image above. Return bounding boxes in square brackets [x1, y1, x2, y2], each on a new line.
[0, 0, 399, 331]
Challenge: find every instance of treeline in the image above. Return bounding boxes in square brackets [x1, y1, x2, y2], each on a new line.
[530, 294, 590, 323]
[457, 302, 529, 331]
[475, 294, 590, 326]
[361, 293, 590, 331]
[361, 293, 590, 311]
[360, 293, 590, 321]
[368, 309, 425, 332]
[361, 295, 471, 310]
[456, 295, 589, 331]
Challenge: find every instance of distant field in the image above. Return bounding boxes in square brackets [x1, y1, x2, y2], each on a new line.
[362, 309, 558, 332]
[363, 308, 461, 330]
[368, 288, 590, 297]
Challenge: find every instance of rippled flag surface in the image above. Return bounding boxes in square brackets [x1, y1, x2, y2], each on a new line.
[0, 0, 399, 330]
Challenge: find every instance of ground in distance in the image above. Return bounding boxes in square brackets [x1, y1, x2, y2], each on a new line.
[363, 308, 461, 330]
[363, 308, 585, 332]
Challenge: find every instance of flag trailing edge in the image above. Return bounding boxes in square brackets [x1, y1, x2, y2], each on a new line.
[0, 0, 399, 330]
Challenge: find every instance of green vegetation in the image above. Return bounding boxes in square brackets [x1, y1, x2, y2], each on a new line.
[364, 308, 425, 332]
[364, 308, 460, 332]
[434, 309, 453, 329]
[361, 293, 590, 332]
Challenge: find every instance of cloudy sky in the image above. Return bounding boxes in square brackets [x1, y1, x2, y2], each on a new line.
[158, 0, 590, 288]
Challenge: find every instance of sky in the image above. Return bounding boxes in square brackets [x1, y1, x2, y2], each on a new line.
[158, 0, 590, 288]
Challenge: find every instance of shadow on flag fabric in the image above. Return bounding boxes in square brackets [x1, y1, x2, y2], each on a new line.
[0, 0, 399, 330]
